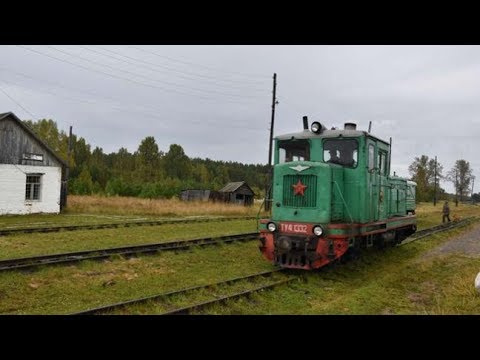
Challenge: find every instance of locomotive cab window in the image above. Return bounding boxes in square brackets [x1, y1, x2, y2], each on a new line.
[368, 144, 375, 170]
[278, 140, 310, 163]
[323, 139, 358, 167]
[378, 151, 388, 175]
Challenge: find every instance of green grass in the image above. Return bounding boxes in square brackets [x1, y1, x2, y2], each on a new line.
[108, 272, 289, 315]
[0, 213, 249, 230]
[193, 222, 480, 314]
[0, 242, 273, 314]
[1, 202, 480, 315]
[1, 223, 479, 314]
[0, 213, 157, 229]
[0, 219, 257, 260]
[415, 202, 480, 230]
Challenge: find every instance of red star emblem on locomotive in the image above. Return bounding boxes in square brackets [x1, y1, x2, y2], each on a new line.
[292, 179, 307, 196]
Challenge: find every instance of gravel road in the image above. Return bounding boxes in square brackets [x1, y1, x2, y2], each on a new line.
[423, 222, 480, 258]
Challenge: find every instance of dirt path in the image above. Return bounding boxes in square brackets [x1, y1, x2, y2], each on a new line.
[422, 222, 480, 259]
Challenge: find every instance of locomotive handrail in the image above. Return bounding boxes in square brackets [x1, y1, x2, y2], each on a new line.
[256, 184, 273, 230]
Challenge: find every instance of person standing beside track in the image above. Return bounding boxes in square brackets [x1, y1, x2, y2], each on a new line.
[442, 201, 451, 223]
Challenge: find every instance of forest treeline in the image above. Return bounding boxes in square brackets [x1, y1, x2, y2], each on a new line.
[24, 119, 476, 202]
[24, 119, 269, 198]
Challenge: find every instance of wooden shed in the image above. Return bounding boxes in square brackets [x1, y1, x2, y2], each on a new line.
[0, 112, 68, 215]
[218, 181, 254, 206]
[180, 189, 211, 202]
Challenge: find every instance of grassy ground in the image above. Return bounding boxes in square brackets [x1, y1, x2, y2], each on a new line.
[0, 195, 264, 230]
[415, 202, 479, 229]
[195, 223, 480, 315]
[0, 219, 257, 260]
[0, 213, 163, 229]
[1, 199, 479, 314]
[0, 242, 273, 314]
[1, 222, 478, 315]
[67, 195, 264, 217]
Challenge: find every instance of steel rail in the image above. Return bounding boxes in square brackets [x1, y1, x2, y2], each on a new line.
[0, 216, 256, 237]
[160, 278, 295, 315]
[400, 216, 477, 246]
[0, 232, 258, 272]
[71, 269, 289, 315]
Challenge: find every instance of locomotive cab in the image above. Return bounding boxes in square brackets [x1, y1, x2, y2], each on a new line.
[259, 117, 417, 270]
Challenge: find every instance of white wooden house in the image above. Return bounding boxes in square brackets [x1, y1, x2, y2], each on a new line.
[0, 112, 68, 215]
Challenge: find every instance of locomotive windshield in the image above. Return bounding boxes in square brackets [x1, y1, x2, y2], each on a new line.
[323, 139, 358, 167]
[278, 140, 310, 163]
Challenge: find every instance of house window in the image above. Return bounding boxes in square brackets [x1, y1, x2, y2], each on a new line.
[26, 174, 42, 201]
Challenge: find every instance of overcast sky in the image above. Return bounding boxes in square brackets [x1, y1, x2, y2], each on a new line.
[1, 45, 479, 194]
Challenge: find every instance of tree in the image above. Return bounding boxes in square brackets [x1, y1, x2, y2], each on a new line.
[447, 160, 473, 202]
[191, 162, 210, 184]
[23, 119, 69, 160]
[408, 155, 444, 202]
[111, 147, 135, 179]
[71, 167, 94, 195]
[137, 136, 161, 181]
[71, 135, 91, 178]
[89, 147, 110, 188]
[162, 144, 191, 179]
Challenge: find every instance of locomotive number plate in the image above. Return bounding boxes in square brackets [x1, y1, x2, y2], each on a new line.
[280, 223, 308, 234]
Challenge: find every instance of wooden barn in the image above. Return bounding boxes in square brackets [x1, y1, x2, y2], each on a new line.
[218, 181, 254, 206]
[0, 112, 68, 215]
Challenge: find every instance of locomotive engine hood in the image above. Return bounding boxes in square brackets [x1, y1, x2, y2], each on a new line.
[271, 161, 333, 224]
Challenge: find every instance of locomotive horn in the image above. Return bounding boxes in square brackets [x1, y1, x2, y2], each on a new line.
[303, 116, 309, 130]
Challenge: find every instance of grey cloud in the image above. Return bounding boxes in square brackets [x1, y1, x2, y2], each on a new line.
[1, 45, 479, 194]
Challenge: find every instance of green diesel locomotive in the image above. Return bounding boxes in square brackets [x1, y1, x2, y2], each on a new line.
[259, 117, 417, 270]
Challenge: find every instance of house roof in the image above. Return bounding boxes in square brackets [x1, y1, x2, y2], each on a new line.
[0, 112, 68, 167]
[219, 181, 254, 194]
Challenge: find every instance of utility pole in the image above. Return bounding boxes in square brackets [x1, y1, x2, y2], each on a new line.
[455, 167, 458, 207]
[471, 176, 475, 204]
[265, 73, 277, 212]
[63, 126, 73, 210]
[433, 156, 437, 206]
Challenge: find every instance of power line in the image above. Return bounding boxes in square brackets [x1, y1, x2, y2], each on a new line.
[129, 45, 271, 81]
[81, 45, 268, 92]
[16, 45, 264, 105]
[0, 78, 269, 133]
[0, 66, 268, 123]
[0, 83, 37, 118]
[46, 45, 265, 100]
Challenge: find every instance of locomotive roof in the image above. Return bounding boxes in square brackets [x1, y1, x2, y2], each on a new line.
[276, 129, 389, 145]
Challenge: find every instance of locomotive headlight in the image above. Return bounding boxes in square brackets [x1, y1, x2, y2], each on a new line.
[267, 222, 277, 232]
[311, 121, 322, 134]
[313, 225, 323, 236]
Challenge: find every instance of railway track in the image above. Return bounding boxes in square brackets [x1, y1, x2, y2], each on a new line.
[1, 217, 475, 272]
[400, 216, 477, 246]
[0, 232, 258, 272]
[0, 216, 256, 237]
[71, 269, 295, 315]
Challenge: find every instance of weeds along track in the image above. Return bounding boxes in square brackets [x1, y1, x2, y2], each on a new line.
[1, 218, 475, 273]
[69, 219, 477, 315]
[0, 216, 256, 237]
[71, 269, 295, 315]
[400, 216, 477, 246]
[0, 232, 258, 272]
